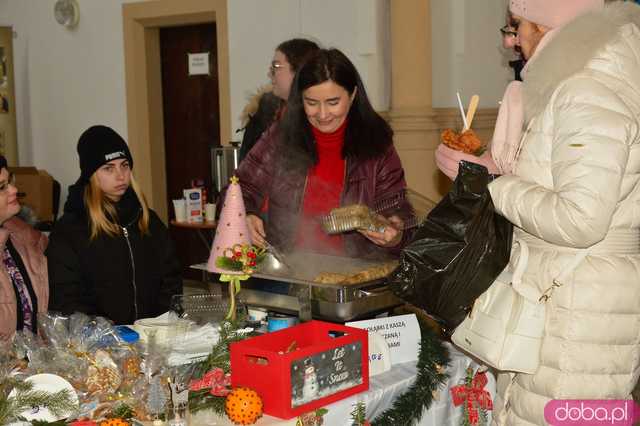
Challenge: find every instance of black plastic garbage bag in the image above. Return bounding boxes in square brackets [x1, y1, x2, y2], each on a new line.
[388, 161, 513, 332]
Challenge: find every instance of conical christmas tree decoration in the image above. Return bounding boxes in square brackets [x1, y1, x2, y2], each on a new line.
[207, 176, 251, 274]
[207, 176, 263, 321]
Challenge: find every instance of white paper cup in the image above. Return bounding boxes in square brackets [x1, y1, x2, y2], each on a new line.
[205, 203, 216, 222]
[247, 307, 268, 323]
[173, 199, 187, 222]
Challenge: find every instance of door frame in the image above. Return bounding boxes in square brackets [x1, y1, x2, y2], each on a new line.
[122, 0, 230, 221]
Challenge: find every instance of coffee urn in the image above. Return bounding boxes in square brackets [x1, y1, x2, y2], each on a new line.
[211, 143, 240, 193]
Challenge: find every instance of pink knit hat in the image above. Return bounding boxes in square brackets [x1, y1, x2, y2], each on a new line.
[509, 0, 603, 28]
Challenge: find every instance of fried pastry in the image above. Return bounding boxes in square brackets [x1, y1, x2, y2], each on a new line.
[313, 262, 397, 285]
[441, 128, 484, 155]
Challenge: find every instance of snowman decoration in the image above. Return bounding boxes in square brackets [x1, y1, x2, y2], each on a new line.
[302, 359, 319, 402]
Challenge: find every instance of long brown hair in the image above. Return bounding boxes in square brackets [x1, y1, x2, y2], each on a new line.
[276, 38, 320, 72]
[84, 174, 150, 240]
[281, 48, 393, 171]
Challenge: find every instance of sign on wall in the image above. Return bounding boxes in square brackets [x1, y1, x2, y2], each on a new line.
[188, 52, 210, 76]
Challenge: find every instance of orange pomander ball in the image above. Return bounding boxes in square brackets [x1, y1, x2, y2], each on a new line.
[98, 419, 130, 426]
[225, 386, 264, 425]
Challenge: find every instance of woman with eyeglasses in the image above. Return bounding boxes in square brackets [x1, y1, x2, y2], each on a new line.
[0, 156, 49, 340]
[238, 38, 320, 163]
[236, 48, 411, 259]
[47, 125, 182, 325]
[500, 17, 525, 81]
[438, 1, 640, 424]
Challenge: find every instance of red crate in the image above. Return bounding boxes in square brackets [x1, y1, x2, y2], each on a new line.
[230, 320, 369, 419]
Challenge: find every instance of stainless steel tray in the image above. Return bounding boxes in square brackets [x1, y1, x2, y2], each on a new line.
[191, 252, 402, 322]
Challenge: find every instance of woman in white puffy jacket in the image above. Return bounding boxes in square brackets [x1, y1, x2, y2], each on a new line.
[436, 1, 640, 424]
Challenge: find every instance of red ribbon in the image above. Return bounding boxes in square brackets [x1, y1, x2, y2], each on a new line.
[450, 371, 493, 425]
[189, 368, 232, 396]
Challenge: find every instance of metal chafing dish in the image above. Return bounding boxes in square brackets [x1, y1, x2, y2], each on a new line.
[249, 252, 401, 322]
[193, 252, 402, 322]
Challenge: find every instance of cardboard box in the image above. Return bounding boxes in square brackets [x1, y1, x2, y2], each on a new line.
[230, 321, 369, 419]
[9, 167, 54, 222]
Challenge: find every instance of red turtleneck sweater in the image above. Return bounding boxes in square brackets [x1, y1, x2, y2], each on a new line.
[295, 120, 347, 254]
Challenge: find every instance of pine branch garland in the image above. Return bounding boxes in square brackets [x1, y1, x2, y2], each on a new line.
[350, 401, 367, 425]
[107, 402, 135, 420]
[188, 389, 227, 415]
[0, 377, 77, 425]
[188, 318, 251, 415]
[2, 377, 32, 394]
[215, 256, 244, 272]
[371, 318, 450, 426]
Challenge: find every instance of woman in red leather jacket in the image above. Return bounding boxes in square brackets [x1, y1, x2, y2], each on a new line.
[236, 48, 410, 259]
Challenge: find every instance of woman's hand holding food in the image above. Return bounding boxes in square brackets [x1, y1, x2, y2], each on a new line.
[246, 214, 266, 248]
[359, 215, 404, 247]
[435, 143, 499, 180]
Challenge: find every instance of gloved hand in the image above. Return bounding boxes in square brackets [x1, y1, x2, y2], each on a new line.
[435, 143, 499, 180]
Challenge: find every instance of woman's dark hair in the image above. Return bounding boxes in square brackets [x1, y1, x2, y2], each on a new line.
[280, 48, 393, 170]
[276, 38, 320, 72]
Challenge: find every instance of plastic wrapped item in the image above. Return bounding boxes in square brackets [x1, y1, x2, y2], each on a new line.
[167, 364, 197, 426]
[12, 329, 42, 364]
[319, 189, 435, 235]
[388, 161, 513, 333]
[320, 204, 388, 234]
[88, 316, 127, 351]
[38, 313, 71, 348]
[0, 338, 29, 379]
[68, 312, 92, 350]
[5, 313, 160, 425]
[13, 330, 52, 375]
[86, 350, 122, 395]
[30, 313, 142, 404]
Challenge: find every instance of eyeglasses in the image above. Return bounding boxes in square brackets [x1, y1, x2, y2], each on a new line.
[269, 61, 287, 76]
[0, 173, 16, 193]
[500, 25, 518, 38]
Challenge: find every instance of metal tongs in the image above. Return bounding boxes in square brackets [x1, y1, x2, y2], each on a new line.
[263, 239, 292, 271]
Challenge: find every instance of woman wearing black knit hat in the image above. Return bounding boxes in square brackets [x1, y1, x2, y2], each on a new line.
[47, 125, 182, 324]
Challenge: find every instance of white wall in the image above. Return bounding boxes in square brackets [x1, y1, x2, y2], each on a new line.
[227, 0, 390, 140]
[431, 0, 513, 108]
[0, 0, 132, 206]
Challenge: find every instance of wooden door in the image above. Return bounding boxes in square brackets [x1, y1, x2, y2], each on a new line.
[160, 23, 220, 280]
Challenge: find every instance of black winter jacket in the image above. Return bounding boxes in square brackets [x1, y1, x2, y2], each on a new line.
[46, 185, 182, 324]
[238, 92, 283, 163]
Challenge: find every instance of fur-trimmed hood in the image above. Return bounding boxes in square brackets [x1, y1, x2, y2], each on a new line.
[523, 2, 640, 123]
[239, 85, 279, 127]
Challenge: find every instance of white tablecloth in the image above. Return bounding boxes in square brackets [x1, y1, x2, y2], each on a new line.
[190, 343, 496, 425]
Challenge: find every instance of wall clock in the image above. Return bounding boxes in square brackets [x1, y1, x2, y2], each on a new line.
[54, 0, 80, 29]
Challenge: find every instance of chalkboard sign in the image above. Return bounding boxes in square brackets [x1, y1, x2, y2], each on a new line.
[290, 341, 363, 408]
